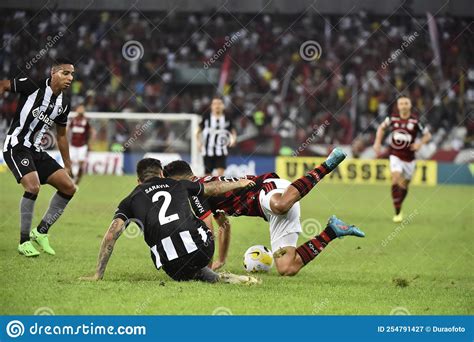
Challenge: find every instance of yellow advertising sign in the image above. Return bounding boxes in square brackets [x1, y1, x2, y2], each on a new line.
[276, 157, 437, 186]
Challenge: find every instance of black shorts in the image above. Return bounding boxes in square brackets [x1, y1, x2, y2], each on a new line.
[161, 238, 215, 282]
[203, 156, 227, 174]
[3, 145, 62, 184]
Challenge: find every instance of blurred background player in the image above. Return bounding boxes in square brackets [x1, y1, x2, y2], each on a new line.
[196, 96, 237, 176]
[0, 58, 77, 257]
[373, 96, 432, 223]
[69, 104, 93, 184]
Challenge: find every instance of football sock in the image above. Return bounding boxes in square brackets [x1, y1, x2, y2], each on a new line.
[290, 162, 330, 197]
[37, 191, 73, 234]
[296, 225, 337, 264]
[20, 192, 37, 244]
[391, 185, 408, 215]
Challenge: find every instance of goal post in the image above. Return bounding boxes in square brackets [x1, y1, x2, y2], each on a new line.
[69, 112, 204, 175]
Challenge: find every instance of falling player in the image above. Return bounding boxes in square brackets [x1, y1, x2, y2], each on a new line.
[69, 104, 93, 184]
[0, 58, 76, 257]
[81, 158, 259, 284]
[164, 148, 365, 276]
[373, 96, 431, 223]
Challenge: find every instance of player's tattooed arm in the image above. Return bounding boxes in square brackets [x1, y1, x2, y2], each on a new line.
[0, 80, 11, 93]
[80, 218, 126, 281]
[203, 179, 255, 196]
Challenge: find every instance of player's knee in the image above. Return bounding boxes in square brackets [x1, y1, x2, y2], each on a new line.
[62, 182, 77, 196]
[25, 183, 41, 195]
[271, 200, 291, 215]
[277, 263, 299, 276]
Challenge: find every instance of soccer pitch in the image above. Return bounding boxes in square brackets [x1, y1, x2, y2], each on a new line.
[0, 173, 472, 315]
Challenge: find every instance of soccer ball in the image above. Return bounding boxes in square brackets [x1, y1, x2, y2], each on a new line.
[243, 245, 273, 272]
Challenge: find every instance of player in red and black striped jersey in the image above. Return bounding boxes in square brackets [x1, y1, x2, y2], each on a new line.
[373, 96, 431, 222]
[164, 148, 366, 277]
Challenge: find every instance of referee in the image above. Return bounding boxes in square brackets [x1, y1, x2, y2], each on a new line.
[0, 58, 77, 257]
[196, 96, 236, 176]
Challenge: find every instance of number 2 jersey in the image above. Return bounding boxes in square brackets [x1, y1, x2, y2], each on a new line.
[189, 172, 280, 220]
[114, 177, 211, 269]
[381, 113, 428, 162]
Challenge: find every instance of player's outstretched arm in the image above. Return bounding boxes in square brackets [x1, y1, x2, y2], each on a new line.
[202, 179, 255, 197]
[80, 218, 126, 281]
[56, 125, 73, 177]
[373, 123, 386, 155]
[0, 80, 11, 93]
[212, 211, 231, 271]
[411, 130, 432, 151]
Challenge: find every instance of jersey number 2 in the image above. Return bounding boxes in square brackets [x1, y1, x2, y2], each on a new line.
[152, 191, 179, 225]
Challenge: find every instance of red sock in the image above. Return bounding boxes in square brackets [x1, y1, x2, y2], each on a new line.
[290, 162, 330, 198]
[296, 225, 337, 265]
[391, 185, 408, 215]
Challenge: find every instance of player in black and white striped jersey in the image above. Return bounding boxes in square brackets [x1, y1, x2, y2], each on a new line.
[196, 97, 237, 176]
[0, 58, 77, 257]
[81, 158, 258, 284]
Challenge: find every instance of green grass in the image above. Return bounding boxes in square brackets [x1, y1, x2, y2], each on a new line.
[0, 173, 472, 315]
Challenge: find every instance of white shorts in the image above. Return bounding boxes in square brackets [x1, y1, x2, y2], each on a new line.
[70, 145, 88, 162]
[389, 155, 416, 180]
[259, 178, 302, 252]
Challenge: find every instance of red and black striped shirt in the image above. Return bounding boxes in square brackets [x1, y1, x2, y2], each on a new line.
[189, 173, 280, 220]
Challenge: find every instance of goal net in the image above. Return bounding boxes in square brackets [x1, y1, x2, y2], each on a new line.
[68, 112, 203, 176]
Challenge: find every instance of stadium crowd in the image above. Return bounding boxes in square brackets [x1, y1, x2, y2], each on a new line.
[1, 9, 472, 158]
